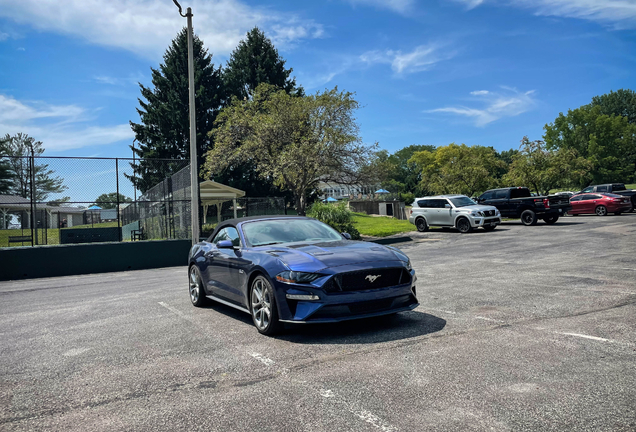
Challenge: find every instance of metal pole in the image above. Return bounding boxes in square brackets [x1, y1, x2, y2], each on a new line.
[116, 158, 122, 242]
[28, 155, 34, 246]
[186, 7, 199, 245]
[30, 151, 38, 245]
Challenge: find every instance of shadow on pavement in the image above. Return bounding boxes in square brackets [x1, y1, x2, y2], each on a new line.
[277, 310, 446, 344]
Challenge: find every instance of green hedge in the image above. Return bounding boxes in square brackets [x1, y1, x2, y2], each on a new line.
[307, 201, 361, 240]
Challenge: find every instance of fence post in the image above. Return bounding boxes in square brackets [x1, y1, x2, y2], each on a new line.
[116, 158, 121, 241]
[29, 152, 37, 246]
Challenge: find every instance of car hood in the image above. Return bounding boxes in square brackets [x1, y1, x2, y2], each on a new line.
[257, 240, 405, 272]
[455, 204, 498, 212]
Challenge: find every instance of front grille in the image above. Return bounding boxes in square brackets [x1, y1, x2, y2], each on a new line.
[483, 210, 495, 217]
[323, 267, 411, 293]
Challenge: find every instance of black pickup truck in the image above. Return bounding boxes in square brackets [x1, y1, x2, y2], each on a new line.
[476, 187, 571, 226]
[578, 183, 635, 212]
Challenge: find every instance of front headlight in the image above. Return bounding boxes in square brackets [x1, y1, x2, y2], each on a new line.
[276, 271, 322, 284]
[405, 259, 412, 271]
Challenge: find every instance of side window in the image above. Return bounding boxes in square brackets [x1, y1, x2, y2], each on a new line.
[212, 228, 229, 245]
[510, 188, 530, 199]
[596, 185, 609, 192]
[494, 190, 508, 199]
[581, 187, 593, 193]
[225, 227, 241, 247]
[612, 184, 625, 192]
[417, 200, 430, 208]
[431, 199, 446, 208]
[480, 191, 494, 200]
[570, 196, 581, 202]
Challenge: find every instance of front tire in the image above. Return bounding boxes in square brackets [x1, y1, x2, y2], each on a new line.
[521, 209, 538, 226]
[456, 217, 472, 233]
[189, 265, 207, 307]
[250, 275, 281, 336]
[544, 215, 559, 225]
[595, 205, 607, 216]
[415, 217, 429, 232]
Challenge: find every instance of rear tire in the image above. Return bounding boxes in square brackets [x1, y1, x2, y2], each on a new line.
[595, 205, 607, 216]
[415, 217, 429, 232]
[456, 217, 472, 233]
[544, 215, 559, 225]
[520, 209, 538, 226]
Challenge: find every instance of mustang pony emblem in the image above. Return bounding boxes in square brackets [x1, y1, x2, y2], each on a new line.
[365, 275, 381, 283]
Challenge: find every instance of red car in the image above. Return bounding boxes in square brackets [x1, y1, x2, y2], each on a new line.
[569, 193, 632, 216]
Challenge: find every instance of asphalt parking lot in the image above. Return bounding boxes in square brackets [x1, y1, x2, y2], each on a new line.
[1, 214, 635, 431]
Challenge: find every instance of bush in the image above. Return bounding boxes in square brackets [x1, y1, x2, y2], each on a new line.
[307, 201, 361, 240]
[201, 223, 217, 237]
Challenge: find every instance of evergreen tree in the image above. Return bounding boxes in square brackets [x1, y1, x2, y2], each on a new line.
[212, 27, 302, 197]
[0, 135, 14, 194]
[129, 28, 223, 192]
[223, 27, 302, 103]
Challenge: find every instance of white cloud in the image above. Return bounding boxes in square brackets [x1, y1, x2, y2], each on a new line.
[0, 31, 9, 41]
[347, 0, 415, 14]
[0, 94, 133, 151]
[0, 0, 324, 59]
[453, 0, 636, 27]
[360, 43, 454, 75]
[427, 87, 536, 126]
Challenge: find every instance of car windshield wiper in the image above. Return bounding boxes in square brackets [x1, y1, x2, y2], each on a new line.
[254, 241, 284, 247]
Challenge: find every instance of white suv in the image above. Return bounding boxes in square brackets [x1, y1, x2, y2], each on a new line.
[409, 195, 501, 233]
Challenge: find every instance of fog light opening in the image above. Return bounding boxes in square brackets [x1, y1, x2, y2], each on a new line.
[286, 293, 320, 301]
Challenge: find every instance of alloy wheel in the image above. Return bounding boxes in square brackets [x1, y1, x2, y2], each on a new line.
[457, 218, 471, 233]
[595, 206, 607, 216]
[189, 267, 200, 304]
[251, 278, 272, 331]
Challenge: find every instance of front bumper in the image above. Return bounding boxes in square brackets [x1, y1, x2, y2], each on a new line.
[469, 216, 502, 228]
[274, 268, 418, 323]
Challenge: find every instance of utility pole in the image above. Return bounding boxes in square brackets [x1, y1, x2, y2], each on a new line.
[173, 0, 200, 245]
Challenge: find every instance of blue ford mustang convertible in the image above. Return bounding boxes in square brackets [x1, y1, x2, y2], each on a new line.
[188, 216, 418, 335]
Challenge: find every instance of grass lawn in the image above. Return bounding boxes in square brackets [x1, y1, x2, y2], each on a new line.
[626, 184, 636, 190]
[352, 213, 416, 237]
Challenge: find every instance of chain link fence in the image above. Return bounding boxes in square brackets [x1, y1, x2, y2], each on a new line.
[0, 156, 191, 247]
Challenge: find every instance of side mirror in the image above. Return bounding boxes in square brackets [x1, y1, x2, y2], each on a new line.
[444, 204, 451, 209]
[341, 232, 352, 240]
[217, 240, 234, 249]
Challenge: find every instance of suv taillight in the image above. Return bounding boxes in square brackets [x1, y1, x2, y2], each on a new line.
[543, 198, 550, 209]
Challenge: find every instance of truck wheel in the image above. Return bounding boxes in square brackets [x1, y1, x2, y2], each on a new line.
[544, 215, 559, 225]
[520, 209, 538, 226]
[415, 217, 429, 232]
[456, 217, 472, 233]
[595, 205, 607, 216]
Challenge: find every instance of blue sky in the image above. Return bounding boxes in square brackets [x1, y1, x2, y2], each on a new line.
[1, 0, 635, 159]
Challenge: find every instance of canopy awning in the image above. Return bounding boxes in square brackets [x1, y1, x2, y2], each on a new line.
[199, 180, 246, 223]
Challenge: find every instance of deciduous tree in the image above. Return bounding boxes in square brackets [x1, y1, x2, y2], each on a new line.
[203, 84, 375, 215]
[410, 143, 505, 197]
[503, 137, 591, 195]
[89, 192, 133, 210]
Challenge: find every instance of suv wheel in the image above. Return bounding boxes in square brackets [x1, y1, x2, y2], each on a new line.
[521, 209, 538, 226]
[415, 217, 429, 232]
[456, 217, 472, 233]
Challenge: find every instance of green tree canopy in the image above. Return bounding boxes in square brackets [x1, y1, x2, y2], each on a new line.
[503, 137, 592, 195]
[213, 27, 303, 198]
[223, 27, 302, 103]
[129, 28, 224, 191]
[1, 133, 67, 201]
[89, 192, 133, 209]
[204, 84, 376, 215]
[373, 144, 436, 197]
[0, 135, 14, 194]
[410, 143, 505, 197]
[544, 104, 636, 184]
[590, 89, 636, 124]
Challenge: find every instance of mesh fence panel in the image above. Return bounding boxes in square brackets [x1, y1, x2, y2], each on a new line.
[0, 156, 191, 247]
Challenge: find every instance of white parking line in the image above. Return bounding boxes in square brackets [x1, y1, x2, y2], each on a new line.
[158, 301, 193, 322]
[474, 316, 505, 323]
[558, 332, 615, 343]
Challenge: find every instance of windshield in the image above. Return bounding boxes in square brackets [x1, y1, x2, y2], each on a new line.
[449, 196, 477, 208]
[242, 219, 343, 246]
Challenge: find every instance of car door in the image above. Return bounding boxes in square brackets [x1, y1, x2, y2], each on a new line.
[206, 227, 245, 303]
[415, 199, 433, 224]
[437, 199, 454, 225]
[569, 195, 583, 214]
[579, 194, 597, 213]
[490, 190, 510, 216]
